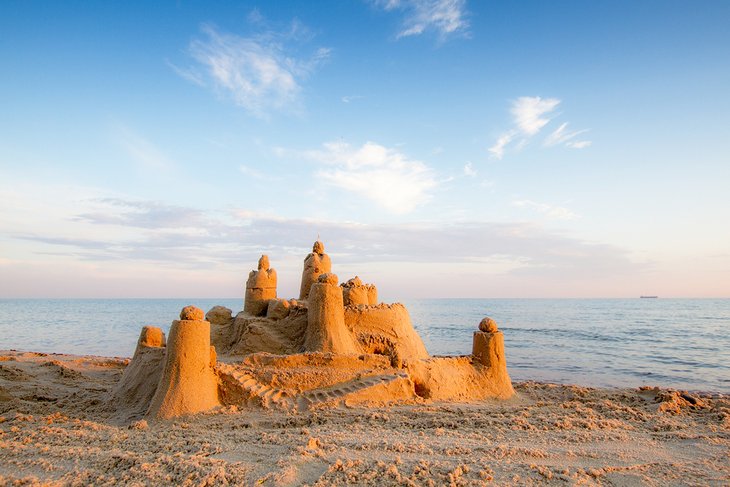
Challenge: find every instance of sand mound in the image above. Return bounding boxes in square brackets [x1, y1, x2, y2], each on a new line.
[108, 326, 167, 423]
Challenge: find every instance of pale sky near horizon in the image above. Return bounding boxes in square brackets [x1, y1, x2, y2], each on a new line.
[1, 1, 729, 299]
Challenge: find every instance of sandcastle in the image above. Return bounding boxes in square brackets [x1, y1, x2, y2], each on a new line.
[110, 240, 515, 421]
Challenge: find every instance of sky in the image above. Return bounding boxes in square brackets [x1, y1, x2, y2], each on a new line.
[1, 0, 729, 299]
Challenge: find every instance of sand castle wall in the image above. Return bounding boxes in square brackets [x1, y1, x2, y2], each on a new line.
[341, 276, 378, 306]
[212, 304, 307, 356]
[147, 306, 219, 420]
[345, 303, 429, 363]
[305, 273, 359, 354]
[406, 318, 514, 401]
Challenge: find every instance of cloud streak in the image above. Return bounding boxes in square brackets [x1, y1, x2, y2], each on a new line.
[4, 195, 631, 276]
[377, 0, 469, 39]
[0, 186, 643, 296]
[544, 122, 591, 148]
[489, 97, 592, 159]
[175, 23, 330, 117]
[75, 199, 208, 230]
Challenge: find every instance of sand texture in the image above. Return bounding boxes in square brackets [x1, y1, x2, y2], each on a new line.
[1, 351, 728, 486]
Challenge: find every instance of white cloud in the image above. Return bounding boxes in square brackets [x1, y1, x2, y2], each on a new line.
[341, 95, 363, 103]
[305, 141, 439, 214]
[567, 140, 592, 149]
[178, 23, 330, 117]
[513, 199, 579, 221]
[378, 0, 468, 39]
[489, 96, 560, 160]
[544, 122, 591, 148]
[463, 161, 477, 177]
[488, 130, 516, 160]
[511, 96, 560, 136]
[489, 97, 591, 159]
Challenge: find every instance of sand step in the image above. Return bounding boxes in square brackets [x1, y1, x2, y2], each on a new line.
[217, 364, 409, 410]
[302, 372, 408, 405]
[217, 363, 295, 409]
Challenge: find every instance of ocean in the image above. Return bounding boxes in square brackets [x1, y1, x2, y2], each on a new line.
[0, 298, 728, 393]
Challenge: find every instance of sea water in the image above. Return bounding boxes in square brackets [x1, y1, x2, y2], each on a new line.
[0, 298, 727, 393]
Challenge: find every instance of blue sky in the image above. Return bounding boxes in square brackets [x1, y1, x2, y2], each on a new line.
[1, 0, 729, 298]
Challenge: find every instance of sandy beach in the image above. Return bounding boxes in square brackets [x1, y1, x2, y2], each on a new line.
[1, 350, 727, 486]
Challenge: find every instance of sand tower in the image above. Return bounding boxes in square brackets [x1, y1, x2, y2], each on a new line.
[471, 317, 514, 397]
[305, 273, 359, 354]
[147, 306, 219, 420]
[299, 240, 332, 300]
[244, 255, 277, 316]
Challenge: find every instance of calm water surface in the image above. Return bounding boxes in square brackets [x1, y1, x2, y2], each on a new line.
[0, 298, 728, 393]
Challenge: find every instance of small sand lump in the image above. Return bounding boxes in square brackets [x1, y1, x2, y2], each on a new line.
[138, 326, 165, 347]
[180, 305, 205, 321]
[317, 273, 339, 285]
[479, 317, 498, 333]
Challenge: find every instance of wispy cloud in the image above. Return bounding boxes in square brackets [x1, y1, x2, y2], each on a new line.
[8, 196, 630, 278]
[463, 161, 477, 177]
[341, 95, 364, 103]
[75, 199, 208, 230]
[377, 0, 469, 39]
[487, 131, 516, 160]
[489, 97, 591, 159]
[174, 23, 330, 118]
[544, 122, 591, 149]
[512, 199, 579, 221]
[303, 141, 439, 214]
[566, 140, 592, 149]
[511, 96, 560, 136]
[0, 182, 641, 296]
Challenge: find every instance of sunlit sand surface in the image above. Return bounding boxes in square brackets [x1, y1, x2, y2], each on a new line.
[1, 351, 728, 485]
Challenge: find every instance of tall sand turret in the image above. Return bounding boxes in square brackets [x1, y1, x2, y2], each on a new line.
[471, 317, 514, 397]
[305, 273, 359, 354]
[147, 306, 219, 420]
[299, 240, 332, 300]
[244, 255, 277, 316]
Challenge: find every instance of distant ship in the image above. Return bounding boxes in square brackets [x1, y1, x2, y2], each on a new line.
[640, 295, 658, 299]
